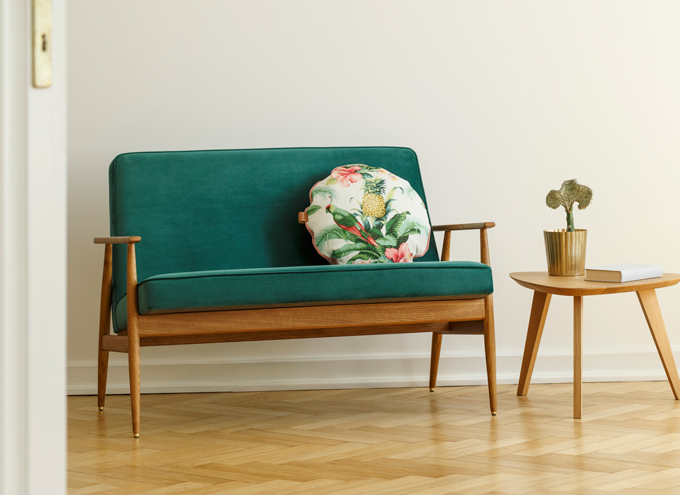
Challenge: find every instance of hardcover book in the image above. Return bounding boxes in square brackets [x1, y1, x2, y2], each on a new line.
[584, 263, 663, 283]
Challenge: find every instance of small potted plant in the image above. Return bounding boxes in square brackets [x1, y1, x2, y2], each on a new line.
[544, 179, 593, 276]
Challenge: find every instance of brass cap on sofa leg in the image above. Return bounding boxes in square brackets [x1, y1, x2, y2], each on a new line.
[133, 433, 140, 438]
[429, 388, 435, 392]
[98, 407, 104, 411]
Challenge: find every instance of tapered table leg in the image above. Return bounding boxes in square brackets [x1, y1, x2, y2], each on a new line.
[637, 289, 680, 400]
[517, 291, 552, 396]
[574, 296, 583, 419]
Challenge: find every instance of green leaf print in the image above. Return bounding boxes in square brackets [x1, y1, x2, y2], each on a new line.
[306, 205, 321, 216]
[367, 227, 383, 240]
[397, 216, 428, 238]
[385, 211, 409, 237]
[376, 235, 398, 247]
[331, 243, 383, 260]
[314, 225, 349, 247]
[311, 186, 339, 203]
[348, 252, 381, 263]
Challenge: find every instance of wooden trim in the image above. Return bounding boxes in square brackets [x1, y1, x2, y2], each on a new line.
[440, 321, 485, 335]
[432, 222, 495, 232]
[97, 244, 113, 410]
[93, 236, 141, 244]
[137, 299, 486, 338]
[140, 294, 481, 315]
[139, 322, 452, 346]
[101, 334, 129, 353]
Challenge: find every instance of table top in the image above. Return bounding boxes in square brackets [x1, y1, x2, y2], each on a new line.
[510, 271, 680, 296]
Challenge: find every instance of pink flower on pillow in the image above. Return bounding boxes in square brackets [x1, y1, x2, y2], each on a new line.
[385, 243, 414, 263]
[331, 166, 362, 187]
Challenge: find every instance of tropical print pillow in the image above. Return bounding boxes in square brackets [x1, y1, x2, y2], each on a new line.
[305, 164, 431, 264]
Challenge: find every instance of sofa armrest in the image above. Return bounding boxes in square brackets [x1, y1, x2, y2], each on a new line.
[94, 236, 141, 244]
[93, 235, 142, 330]
[432, 222, 495, 265]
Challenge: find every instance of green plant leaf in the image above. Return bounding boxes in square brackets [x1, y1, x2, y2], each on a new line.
[546, 179, 593, 230]
[306, 205, 321, 216]
[546, 179, 593, 212]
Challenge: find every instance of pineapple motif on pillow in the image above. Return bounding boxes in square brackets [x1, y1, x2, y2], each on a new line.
[305, 164, 431, 265]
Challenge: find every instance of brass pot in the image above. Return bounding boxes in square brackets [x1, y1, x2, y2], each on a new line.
[543, 229, 587, 276]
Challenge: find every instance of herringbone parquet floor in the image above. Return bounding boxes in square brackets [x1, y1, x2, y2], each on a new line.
[68, 382, 680, 494]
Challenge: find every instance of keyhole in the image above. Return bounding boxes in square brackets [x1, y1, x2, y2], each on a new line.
[42, 34, 47, 52]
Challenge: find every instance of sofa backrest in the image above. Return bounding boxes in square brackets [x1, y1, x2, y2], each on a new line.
[109, 146, 440, 311]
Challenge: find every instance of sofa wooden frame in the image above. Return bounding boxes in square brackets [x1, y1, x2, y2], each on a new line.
[95, 222, 496, 438]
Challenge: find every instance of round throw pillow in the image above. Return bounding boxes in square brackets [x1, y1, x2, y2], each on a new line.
[305, 164, 431, 265]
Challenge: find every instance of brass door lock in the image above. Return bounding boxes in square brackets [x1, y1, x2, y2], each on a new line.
[32, 0, 52, 88]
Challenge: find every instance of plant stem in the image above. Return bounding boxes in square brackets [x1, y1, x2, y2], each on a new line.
[566, 210, 575, 232]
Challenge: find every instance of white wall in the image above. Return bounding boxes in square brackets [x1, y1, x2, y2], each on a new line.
[67, 1, 680, 394]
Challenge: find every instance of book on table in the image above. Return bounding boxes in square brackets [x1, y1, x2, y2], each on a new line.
[584, 263, 663, 283]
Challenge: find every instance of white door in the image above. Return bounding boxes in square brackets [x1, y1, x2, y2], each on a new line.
[0, 1, 67, 494]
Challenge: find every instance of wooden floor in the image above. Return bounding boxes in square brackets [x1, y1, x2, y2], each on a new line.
[68, 382, 680, 494]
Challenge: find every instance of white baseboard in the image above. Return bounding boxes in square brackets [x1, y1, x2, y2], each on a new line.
[67, 349, 675, 395]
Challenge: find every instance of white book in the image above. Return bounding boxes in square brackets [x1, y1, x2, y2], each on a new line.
[585, 263, 663, 283]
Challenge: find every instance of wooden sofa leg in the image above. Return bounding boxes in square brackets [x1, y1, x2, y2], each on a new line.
[429, 333, 443, 391]
[484, 294, 497, 415]
[127, 242, 141, 438]
[128, 335, 141, 438]
[97, 348, 109, 412]
[97, 244, 113, 411]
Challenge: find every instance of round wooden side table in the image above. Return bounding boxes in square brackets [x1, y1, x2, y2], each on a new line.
[510, 271, 680, 419]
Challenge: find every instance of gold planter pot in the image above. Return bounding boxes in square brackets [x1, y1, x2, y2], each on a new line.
[544, 229, 587, 276]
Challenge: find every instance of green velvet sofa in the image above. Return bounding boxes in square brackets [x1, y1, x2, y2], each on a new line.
[94, 146, 496, 437]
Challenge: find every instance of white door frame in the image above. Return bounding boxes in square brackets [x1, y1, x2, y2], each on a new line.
[0, 1, 67, 494]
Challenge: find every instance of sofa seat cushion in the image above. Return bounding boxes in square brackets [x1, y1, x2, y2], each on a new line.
[113, 261, 493, 332]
